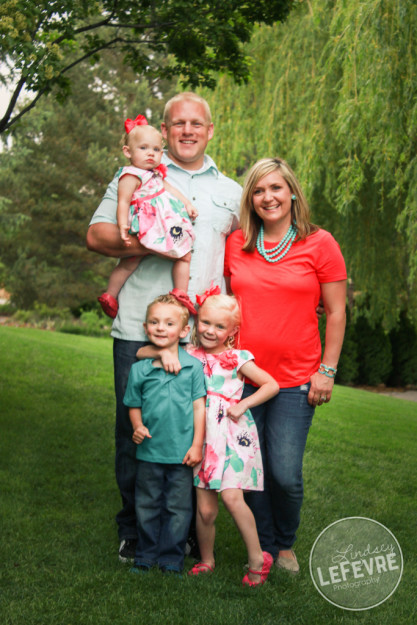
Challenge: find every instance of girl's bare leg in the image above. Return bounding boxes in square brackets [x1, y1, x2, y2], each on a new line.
[172, 252, 191, 293]
[105, 257, 142, 298]
[221, 489, 264, 583]
[195, 489, 218, 568]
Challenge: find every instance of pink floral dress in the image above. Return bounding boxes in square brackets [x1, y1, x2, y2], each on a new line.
[121, 165, 195, 258]
[186, 346, 264, 492]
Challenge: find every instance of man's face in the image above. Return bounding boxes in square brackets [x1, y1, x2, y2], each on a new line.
[161, 100, 214, 170]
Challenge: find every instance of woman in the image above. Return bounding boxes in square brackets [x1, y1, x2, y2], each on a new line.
[224, 157, 347, 574]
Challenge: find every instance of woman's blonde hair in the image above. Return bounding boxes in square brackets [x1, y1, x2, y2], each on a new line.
[239, 157, 318, 252]
[194, 294, 241, 348]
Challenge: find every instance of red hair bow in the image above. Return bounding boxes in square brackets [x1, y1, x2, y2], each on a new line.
[196, 283, 221, 307]
[124, 114, 148, 134]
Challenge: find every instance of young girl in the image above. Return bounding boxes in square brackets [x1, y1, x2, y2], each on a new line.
[98, 115, 198, 319]
[138, 287, 280, 586]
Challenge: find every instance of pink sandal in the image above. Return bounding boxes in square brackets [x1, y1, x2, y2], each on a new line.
[98, 293, 118, 319]
[188, 562, 214, 576]
[169, 289, 197, 315]
[242, 552, 273, 587]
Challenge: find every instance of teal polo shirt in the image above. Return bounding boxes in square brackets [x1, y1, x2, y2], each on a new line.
[123, 347, 206, 464]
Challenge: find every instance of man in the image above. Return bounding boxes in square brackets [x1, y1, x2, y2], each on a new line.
[86, 92, 242, 562]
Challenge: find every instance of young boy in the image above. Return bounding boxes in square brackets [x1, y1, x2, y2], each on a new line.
[123, 292, 206, 574]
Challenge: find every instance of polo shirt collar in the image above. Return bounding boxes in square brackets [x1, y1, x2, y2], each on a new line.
[162, 151, 218, 177]
[141, 345, 193, 380]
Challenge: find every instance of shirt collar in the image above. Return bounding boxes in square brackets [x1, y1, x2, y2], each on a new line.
[141, 345, 193, 378]
[162, 151, 218, 177]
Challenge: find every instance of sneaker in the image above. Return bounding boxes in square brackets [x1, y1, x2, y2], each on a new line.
[130, 564, 150, 575]
[275, 549, 300, 574]
[185, 535, 201, 561]
[119, 539, 137, 563]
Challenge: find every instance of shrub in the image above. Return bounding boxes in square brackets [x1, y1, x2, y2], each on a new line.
[388, 312, 417, 386]
[354, 316, 392, 385]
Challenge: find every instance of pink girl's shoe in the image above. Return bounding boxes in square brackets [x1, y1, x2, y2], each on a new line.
[98, 293, 118, 319]
[169, 289, 197, 315]
[242, 552, 273, 587]
[188, 562, 214, 576]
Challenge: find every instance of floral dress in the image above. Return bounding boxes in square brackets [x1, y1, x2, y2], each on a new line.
[186, 346, 264, 492]
[121, 165, 195, 258]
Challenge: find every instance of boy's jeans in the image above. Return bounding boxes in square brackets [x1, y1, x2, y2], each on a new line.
[134, 460, 193, 570]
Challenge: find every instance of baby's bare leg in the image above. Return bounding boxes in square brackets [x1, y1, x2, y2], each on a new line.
[106, 257, 142, 298]
[172, 252, 192, 293]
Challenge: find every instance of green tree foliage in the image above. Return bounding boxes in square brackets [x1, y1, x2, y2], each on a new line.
[355, 316, 392, 385]
[0, 53, 176, 309]
[203, 0, 417, 327]
[388, 312, 417, 386]
[0, 0, 292, 133]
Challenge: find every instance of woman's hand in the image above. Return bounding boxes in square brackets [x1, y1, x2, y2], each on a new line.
[308, 371, 335, 406]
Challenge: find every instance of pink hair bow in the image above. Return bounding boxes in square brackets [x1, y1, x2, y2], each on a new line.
[196, 283, 221, 307]
[124, 114, 148, 134]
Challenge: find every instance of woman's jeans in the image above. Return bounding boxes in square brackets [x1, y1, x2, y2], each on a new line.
[243, 383, 315, 558]
[113, 338, 148, 541]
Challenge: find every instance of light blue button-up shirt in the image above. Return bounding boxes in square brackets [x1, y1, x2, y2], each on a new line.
[90, 152, 242, 340]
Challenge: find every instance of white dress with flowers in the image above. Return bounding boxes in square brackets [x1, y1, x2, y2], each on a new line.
[186, 346, 263, 492]
[121, 165, 195, 258]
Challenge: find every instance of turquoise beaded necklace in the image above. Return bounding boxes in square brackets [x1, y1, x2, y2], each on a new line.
[256, 223, 297, 263]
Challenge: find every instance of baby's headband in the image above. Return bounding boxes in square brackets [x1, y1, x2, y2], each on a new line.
[124, 114, 148, 134]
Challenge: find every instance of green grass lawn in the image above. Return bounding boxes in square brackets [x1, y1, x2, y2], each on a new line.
[1, 326, 416, 625]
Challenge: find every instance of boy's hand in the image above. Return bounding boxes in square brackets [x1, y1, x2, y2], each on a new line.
[182, 444, 202, 467]
[160, 351, 182, 374]
[227, 400, 248, 422]
[132, 425, 152, 444]
[119, 224, 131, 245]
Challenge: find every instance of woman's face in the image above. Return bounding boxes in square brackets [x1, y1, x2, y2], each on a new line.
[252, 171, 293, 229]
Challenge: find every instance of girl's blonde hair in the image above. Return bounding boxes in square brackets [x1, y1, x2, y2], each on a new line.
[194, 294, 241, 348]
[146, 293, 190, 327]
[239, 157, 318, 252]
[123, 124, 163, 149]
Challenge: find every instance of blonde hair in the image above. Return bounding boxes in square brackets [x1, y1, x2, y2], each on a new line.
[123, 123, 163, 148]
[194, 294, 241, 348]
[239, 157, 318, 252]
[163, 92, 212, 125]
[146, 294, 190, 327]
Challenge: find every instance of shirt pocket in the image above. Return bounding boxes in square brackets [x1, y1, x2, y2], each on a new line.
[211, 195, 238, 234]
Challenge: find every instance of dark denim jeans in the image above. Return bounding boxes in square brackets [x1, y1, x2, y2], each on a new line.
[134, 460, 193, 570]
[243, 383, 315, 557]
[113, 338, 148, 541]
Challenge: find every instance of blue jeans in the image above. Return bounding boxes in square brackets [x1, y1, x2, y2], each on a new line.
[134, 461, 193, 570]
[243, 383, 315, 557]
[113, 338, 148, 541]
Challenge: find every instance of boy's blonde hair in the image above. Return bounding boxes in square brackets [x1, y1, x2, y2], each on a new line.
[146, 294, 190, 327]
